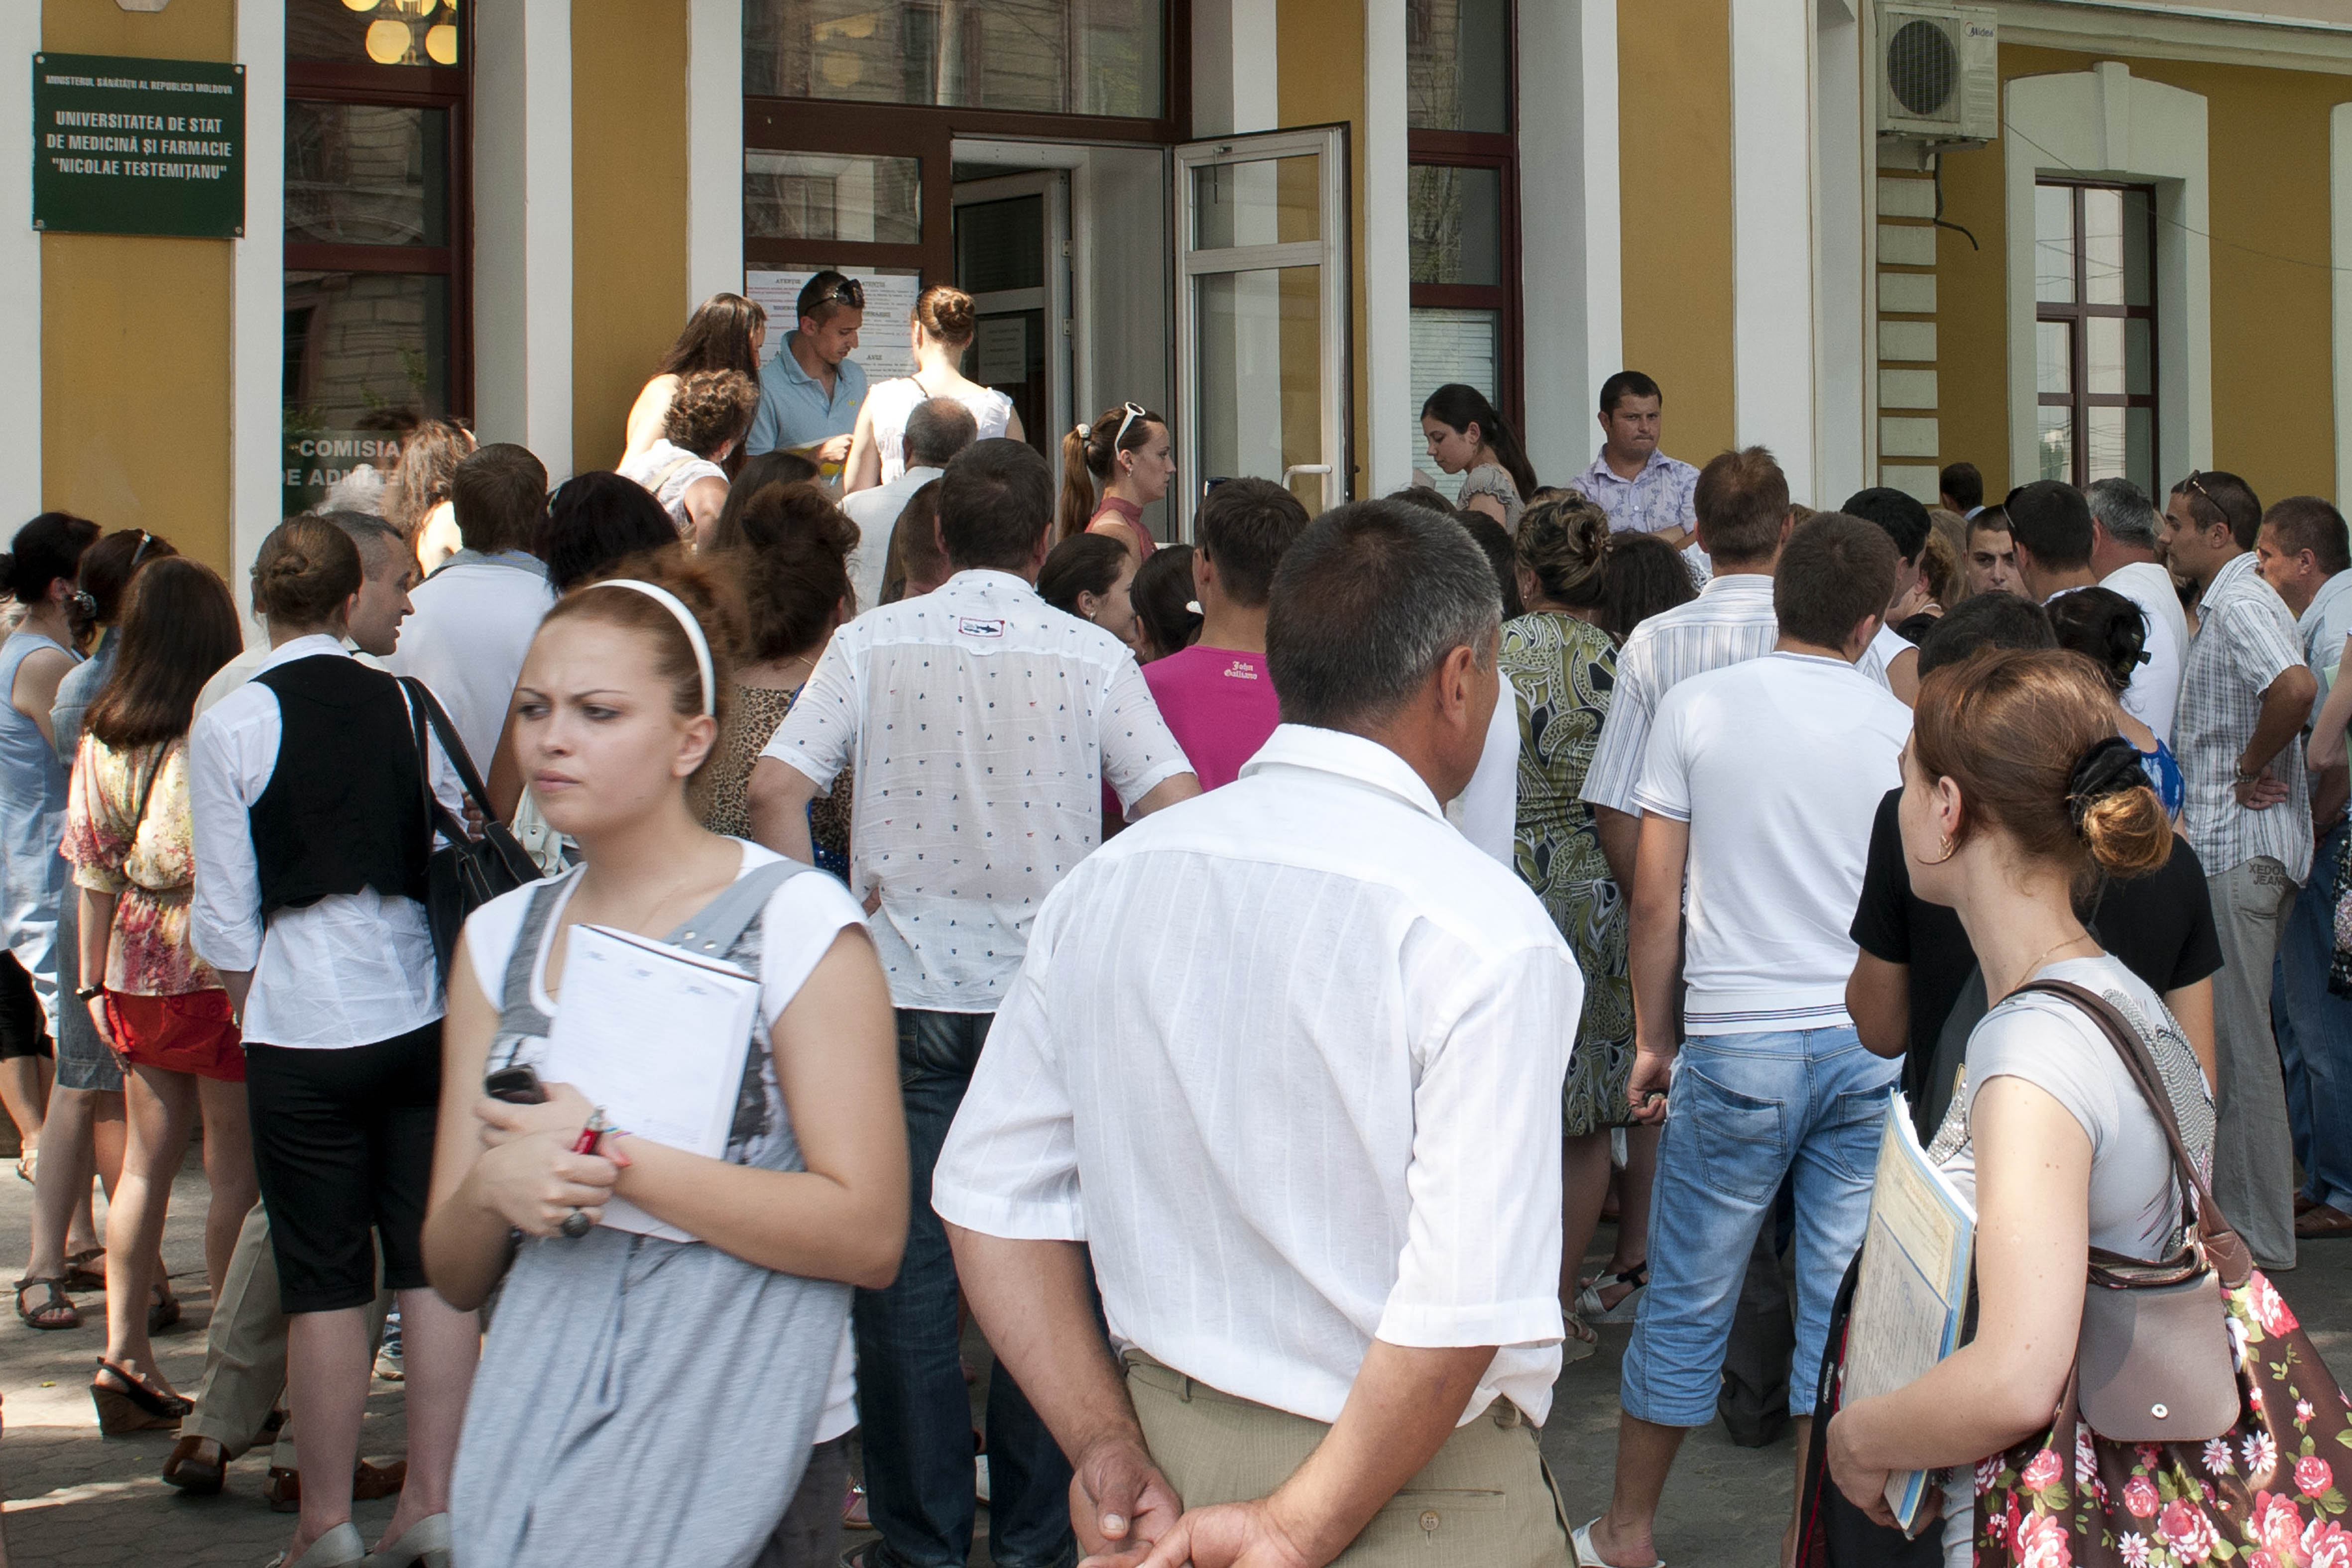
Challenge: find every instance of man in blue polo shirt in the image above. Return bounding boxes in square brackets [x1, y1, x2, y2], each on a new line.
[746, 269, 869, 461]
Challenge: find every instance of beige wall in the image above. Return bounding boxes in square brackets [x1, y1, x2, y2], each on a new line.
[572, 0, 692, 474]
[1934, 44, 2348, 503]
[39, 0, 236, 573]
[1617, 0, 1735, 465]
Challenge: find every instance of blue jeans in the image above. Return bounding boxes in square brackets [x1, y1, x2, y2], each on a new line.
[2274, 821, 2352, 1214]
[853, 1008, 1076, 1568]
[1620, 1026, 1897, 1428]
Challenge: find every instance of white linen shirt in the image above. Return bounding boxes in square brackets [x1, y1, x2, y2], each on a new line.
[933, 724, 1579, 1427]
[1581, 573, 1779, 815]
[840, 465, 944, 614]
[189, 637, 462, 1049]
[762, 568, 1192, 1012]
[2099, 560, 2189, 744]
[386, 550, 554, 769]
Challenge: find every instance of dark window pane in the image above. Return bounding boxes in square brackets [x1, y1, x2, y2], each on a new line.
[290, 0, 461, 67]
[956, 197, 1045, 293]
[744, 0, 1164, 119]
[1409, 165, 1501, 286]
[286, 102, 449, 248]
[2125, 317, 2154, 397]
[745, 151, 921, 244]
[283, 271, 450, 511]
[2121, 188, 2154, 309]
[1407, 0, 1509, 133]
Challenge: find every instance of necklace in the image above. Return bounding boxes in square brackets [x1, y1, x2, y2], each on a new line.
[2012, 928, 2094, 992]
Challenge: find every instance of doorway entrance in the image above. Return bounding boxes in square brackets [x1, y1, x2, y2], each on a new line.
[950, 168, 1072, 457]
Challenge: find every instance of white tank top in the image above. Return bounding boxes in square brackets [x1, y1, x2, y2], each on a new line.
[864, 377, 1014, 484]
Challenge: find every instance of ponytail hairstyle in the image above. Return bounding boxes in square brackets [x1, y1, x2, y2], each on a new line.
[1059, 404, 1167, 541]
[539, 549, 747, 788]
[657, 292, 767, 381]
[76, 528, 177, 629]
[85, 558, 241, 750]
[1514, 492, 1611, 610]
[913, 284, 978, 350]
[250, 514, 365, 630]
[1911, 647, 2171, 891]
[2045, 586, 2151, 699]
[1420, 384, 1537, 503]
[2, 512, 101, 608]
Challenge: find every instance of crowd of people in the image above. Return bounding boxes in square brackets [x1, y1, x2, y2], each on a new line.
[0, 268, 2345, 1568]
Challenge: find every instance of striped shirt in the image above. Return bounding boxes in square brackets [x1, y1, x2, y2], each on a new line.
[1568, 448, 1700, 536]
[932, 724, 1579, 1426]
[2176, 551, 2313, 882]
[1581, 573, 1779, 815]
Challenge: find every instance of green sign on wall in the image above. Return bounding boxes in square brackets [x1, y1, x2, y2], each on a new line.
[31, 53, 244, 239]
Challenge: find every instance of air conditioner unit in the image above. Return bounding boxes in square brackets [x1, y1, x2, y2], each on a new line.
[1877, 2, 1998, 148]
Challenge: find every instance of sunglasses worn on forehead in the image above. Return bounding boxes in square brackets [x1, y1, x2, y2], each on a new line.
[806, 277, 865, 315]
[1114, 401, 1149, 448]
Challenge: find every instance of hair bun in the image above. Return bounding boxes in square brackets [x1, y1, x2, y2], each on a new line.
[2069, 734, 2171, 877]
[917, 285, 977, 345]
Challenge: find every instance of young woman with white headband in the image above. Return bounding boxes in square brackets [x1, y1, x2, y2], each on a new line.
[422, 552, 907, 1568]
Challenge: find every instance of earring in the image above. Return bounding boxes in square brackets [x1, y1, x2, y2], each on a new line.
[1917, 835, 1958, 866]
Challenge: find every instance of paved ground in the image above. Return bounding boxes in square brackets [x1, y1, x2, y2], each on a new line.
[1, 1148, 2347, 1567]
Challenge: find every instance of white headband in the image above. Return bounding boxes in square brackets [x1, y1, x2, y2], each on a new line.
[589, 578, 715, 716]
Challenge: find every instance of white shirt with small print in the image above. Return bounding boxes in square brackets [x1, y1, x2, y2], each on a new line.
[762, 568, 1191, 1012]
[933, 724, 1579, 1427]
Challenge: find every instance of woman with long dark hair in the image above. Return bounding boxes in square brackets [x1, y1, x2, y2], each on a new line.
[623, 292, 768, 468]
[393, 417, 478, 576]
[65, 558, 255, 1431]
[3, 512, 99, 1331]
[1058, 403, 1172, 557]
[1039, 532, 1143, 652]
[1421, 383, 1537, 529]
[2047, 585, 2183, 818]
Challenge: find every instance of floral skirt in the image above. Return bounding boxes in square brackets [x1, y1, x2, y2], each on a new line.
[1551, 877, 1636, 1137]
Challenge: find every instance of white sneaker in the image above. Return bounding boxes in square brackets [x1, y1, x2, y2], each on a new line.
[974, 1455, 991, 1507]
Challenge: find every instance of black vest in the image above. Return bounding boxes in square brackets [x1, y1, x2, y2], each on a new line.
[249, 655, 430, 918]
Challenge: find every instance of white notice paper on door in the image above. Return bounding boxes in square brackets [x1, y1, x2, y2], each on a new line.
[538, 924, 761, 1242]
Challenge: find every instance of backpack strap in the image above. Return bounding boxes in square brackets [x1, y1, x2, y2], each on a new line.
[499, 871, 579, 1024]
[662, 857, 807, 960]
[2008, 978, 2250, 1285]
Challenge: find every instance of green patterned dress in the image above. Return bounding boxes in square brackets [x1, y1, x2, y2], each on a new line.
[1500, 612, 1635, 1136]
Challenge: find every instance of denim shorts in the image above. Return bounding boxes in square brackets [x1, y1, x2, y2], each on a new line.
[1619, 1025, 1897, 1428]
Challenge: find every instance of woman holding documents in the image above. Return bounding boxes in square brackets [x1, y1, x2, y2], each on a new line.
[1821, 648, 2209, 1566]
[422, 553, 906, 1568]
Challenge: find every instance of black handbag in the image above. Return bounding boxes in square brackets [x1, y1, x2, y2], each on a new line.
[399, 677, 541, 980]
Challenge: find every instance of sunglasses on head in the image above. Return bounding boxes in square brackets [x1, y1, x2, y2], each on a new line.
[1113, 401, 1150, 448]
[805, 277, 865, 315]
[71, 531, 153, 621]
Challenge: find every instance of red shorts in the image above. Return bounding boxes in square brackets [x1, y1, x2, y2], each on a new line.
[104, 990, 244, 1083]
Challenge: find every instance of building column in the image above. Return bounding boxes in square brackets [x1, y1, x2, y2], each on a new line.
[233, 0, 285, 593]
[1730, 0, 1819, 501]
[686, 0, 742, 311]
[1812, 0, 1868, 504]
[0, 6, 38, 524]
[1519, 0, 1621, 484]
[2333, 105, 2352, 508]
[1363, 0, 1410, 498]
[475, 0, 574, 477]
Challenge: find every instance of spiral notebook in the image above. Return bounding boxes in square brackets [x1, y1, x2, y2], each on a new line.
[538, 923, 761, 1242]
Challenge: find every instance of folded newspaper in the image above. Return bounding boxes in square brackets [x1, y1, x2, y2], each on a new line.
[1841, 1094, 1976, 1534]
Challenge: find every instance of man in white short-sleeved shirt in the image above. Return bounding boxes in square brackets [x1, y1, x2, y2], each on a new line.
[1585, 513, 1910, 1568]
[937, 500, 1580, 1568]
[749, 438, 1198, 1568]
[2086, 478, 2189, 745]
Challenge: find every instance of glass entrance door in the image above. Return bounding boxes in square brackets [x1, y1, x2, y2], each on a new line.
[951, 171, 1072, 458]
[1175, 126, 1351, 517]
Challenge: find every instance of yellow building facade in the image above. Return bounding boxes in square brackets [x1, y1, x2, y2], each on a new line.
[7, 1, 2350, 585]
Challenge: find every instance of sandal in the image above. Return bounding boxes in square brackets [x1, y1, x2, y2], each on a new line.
[1574, 1262, 1649, 1325]
[2295, 1203, 2352, 1239]
[148, 1280, 182, 1336]
[15, 1147, 33, 1185]
[64, 1246, 106, 1291]
[91, 1357, 190, 1436]
[14, 1275, 80, 1330]
[1563, 1309, 1600, 1364]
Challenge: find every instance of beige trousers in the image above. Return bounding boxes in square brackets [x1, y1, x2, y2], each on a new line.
[180, 1200, 391, 1466]
[1123, 1353, 1572, 1567]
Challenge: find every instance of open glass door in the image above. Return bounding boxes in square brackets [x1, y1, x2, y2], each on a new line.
[951, 170, 1074, 459]
[1176, 126, 1351, 522]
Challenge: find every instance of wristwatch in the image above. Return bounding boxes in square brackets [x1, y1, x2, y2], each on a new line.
[74, 983, 103, 1002]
